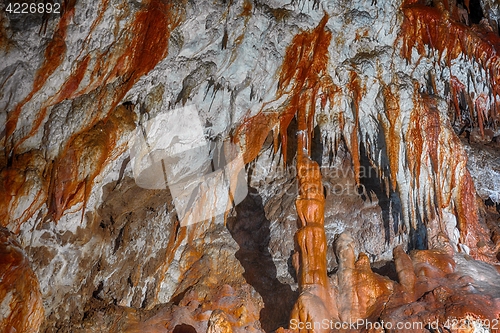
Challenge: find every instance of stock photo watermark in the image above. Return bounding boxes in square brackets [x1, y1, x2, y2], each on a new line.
[290, 317, 499, 331]
[128, 105, 380, 226]
[291, 318, 427, 331]
[128, 105, 247, 226]
[249, 161, 379, 199]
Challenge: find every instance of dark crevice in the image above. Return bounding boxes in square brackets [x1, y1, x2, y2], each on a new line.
[372, 260, 398, 282]
[286, 117, 298, 166]
[358, 144, 390, 245]
[170, 286, 192, 306]
[358, 135, 404, 247]
[485, 197, 500, 215]
[411, 202, 428, 250]
[92, 281, 104, 300]
[311, 125, 323, 167]
[173, 324, 197, 333]
[141, 280, 156, 309]
[113, 226, 124, 254]
[469, 0, 484, 24]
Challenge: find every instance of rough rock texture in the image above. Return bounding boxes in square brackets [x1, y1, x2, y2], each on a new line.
[2, 0, 500, 331]
[0, 227, 44, 333]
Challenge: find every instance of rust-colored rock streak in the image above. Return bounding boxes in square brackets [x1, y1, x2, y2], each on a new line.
[1, 0, 179, 227]
[234, 14, 338, 164]
[277, 14, 335, 162]
[406, 93, 494, 260]
[47, 105, 135, 222]
[0, 150, 48, 232]
[0, 227, 44, 333]
[10, 0, 176, 152]
[4, 0, 76, 147]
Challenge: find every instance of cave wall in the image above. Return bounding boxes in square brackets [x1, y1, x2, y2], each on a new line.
[1, 0, 500, 332]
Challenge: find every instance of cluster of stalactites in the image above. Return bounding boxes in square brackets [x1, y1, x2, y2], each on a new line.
[234, 14, 338, 166]
[396, 0, 499, 260]
[401, 0, 500, 137]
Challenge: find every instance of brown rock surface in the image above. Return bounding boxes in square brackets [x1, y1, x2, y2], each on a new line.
[381, 247, 500, 333]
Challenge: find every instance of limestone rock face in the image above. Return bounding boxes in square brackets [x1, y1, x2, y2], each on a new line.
[1, 0, 500, 331]
[0, 227, 44, 333]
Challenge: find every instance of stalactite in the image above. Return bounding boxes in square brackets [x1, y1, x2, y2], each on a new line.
[233, 14, 338, 329]
[346, 72, 362, 186]
[234, 14, 338, 165]
[404, 91, 495, 260]
[400, 0, 500, 133]
[381, 84, 402, 191]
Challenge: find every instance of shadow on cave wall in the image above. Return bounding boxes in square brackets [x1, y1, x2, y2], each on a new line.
[357, 130, 427, 251]
[227, 186, 298, 332]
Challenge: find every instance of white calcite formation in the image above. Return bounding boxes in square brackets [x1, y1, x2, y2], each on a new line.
[1, 0, 500, 332]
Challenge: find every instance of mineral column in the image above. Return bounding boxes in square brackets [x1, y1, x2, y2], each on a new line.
[290, 158, 337, 331]
[289, 22, 337, 325]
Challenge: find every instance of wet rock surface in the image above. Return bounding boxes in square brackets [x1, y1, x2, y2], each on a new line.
[1, 0, 500, 331]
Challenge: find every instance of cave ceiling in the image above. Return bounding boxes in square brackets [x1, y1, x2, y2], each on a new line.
[1, 0, 500, 332]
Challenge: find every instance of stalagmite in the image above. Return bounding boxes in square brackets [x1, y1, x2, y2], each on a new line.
[290, 158, 336, 331]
